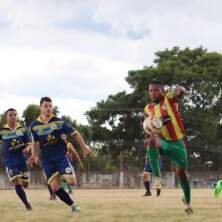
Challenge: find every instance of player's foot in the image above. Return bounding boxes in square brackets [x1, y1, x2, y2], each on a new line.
[25, 203, 32, 211]
[70, 204, 81, 213]
[182, 198, 193, 215]
[49, 195, 57, 200]
[214, 180, 222, 198]
[185, 206, 193, 215]
[143, 190, 151, 196]
[69, 190, 73, 194]
[156, 188, 161, 196]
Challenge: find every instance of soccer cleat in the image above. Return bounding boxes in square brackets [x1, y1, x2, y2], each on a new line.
[49, 195, 57, 200]
[185, 207, 193, 215]
[214, 180, 222, 198]
[143, 190, 152, 196]
[156, 188, 161, 196]
[182, 198, 193, 215]
[70, 204, 81, 213]
[25, 203, 32, 211]
[68, 190, 73, 194]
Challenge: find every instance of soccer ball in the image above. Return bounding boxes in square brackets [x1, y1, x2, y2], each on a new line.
[143, 116, 163, 135]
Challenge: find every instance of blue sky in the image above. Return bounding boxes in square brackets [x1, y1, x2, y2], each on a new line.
[0, 0, 222, 123]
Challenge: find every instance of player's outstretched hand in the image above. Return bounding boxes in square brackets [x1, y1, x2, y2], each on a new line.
[83, 146, 94, 157]
[27, 156, 35, 167]
[34, 156, 40, 164]
[80, 163, 84, 172]
[27, 156, 40, 167]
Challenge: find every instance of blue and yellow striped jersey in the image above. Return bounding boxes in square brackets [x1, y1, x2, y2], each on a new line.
[0, 124, 30, 167]
[30, 115, 77, 163]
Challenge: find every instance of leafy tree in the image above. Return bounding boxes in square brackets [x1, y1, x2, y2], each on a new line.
[23, 104, 59, 126]
[87, 47, 222, 171]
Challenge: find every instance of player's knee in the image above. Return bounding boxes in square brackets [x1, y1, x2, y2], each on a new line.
[70, 179, 76, 186]
[51, 184, 60, 192]
[64, 175, 76, 186]
[176, 168, 187, 181]
[179, 173, 188, 181]
[12, 178, 21, 185]
[49, 181, 60, 192]
[69, 181, 75, 186]
[143, 172, 150, 181]
[22, 182, 29, 188]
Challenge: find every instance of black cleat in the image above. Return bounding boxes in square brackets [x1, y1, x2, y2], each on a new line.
[25, 203, 32, 211]
[143, 190, 152, 196]
[182, 198, 193, 215]
[49, 195, 57, 200]
[185, 207, 193, 215]
[156, 188, 161, 196]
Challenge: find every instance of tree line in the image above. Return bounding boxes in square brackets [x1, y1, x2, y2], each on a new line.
[1, 47, 222, 172]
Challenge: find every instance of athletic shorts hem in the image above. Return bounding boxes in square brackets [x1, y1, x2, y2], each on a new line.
[47, 171, 60, 184]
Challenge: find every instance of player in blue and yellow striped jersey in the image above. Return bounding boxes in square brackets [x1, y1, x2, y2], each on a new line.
[29, 97, 92, 213]
[0, 108, 32, 210]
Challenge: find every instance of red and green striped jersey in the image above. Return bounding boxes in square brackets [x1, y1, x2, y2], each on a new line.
[144, 91, 185, 141]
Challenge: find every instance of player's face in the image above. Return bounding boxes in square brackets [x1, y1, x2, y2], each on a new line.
[40, 101, 53, 117]
[6, 110, 18, 125]
[148, 84, 164, 102]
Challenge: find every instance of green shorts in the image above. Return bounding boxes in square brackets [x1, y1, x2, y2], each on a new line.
[160, 139, 188, 169]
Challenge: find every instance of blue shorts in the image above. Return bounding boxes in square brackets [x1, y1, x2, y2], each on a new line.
[144, 159, 163, 173]
[42, 156, 75, 183]
[6, 162, 29, 182]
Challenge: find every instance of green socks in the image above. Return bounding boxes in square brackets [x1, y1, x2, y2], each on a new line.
[180, 179, 191, 204]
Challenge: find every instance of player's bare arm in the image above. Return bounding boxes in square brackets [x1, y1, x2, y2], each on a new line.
[23, 142, 32, 155]
[29, 141, 40, 166]
[72, 148, 84, 169]
[72, 131, 93, 157]
[69, 144, 84, 169]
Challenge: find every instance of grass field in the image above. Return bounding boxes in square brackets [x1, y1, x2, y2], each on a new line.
[0, 189, 222, 222]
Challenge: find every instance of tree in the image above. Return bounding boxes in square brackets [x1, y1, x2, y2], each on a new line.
[0, 113, 6, 126]
[23, 104, 59, 126]
[87, 47, 222, 171]
[86, 91, 145, 171]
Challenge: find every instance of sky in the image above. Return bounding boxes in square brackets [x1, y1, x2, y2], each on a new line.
[0, 0, 222, 124]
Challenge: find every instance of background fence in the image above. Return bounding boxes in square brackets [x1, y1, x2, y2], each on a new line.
[0, 170, 221, 189]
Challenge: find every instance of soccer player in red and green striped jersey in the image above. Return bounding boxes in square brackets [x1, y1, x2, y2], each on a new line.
[145, 80, 193, 214]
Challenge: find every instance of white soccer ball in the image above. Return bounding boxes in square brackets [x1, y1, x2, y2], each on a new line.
[143, 116, 163, 135]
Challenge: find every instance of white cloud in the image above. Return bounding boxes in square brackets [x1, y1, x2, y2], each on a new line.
[0, 0, 222, 123]
[0, 46, 133, 99]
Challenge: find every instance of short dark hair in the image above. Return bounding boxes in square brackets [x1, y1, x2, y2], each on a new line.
[40, 97, 52, 105]
[5, 108, 17, 116]
[149, 80, 163, 86]
[148, 80, 164, 90]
